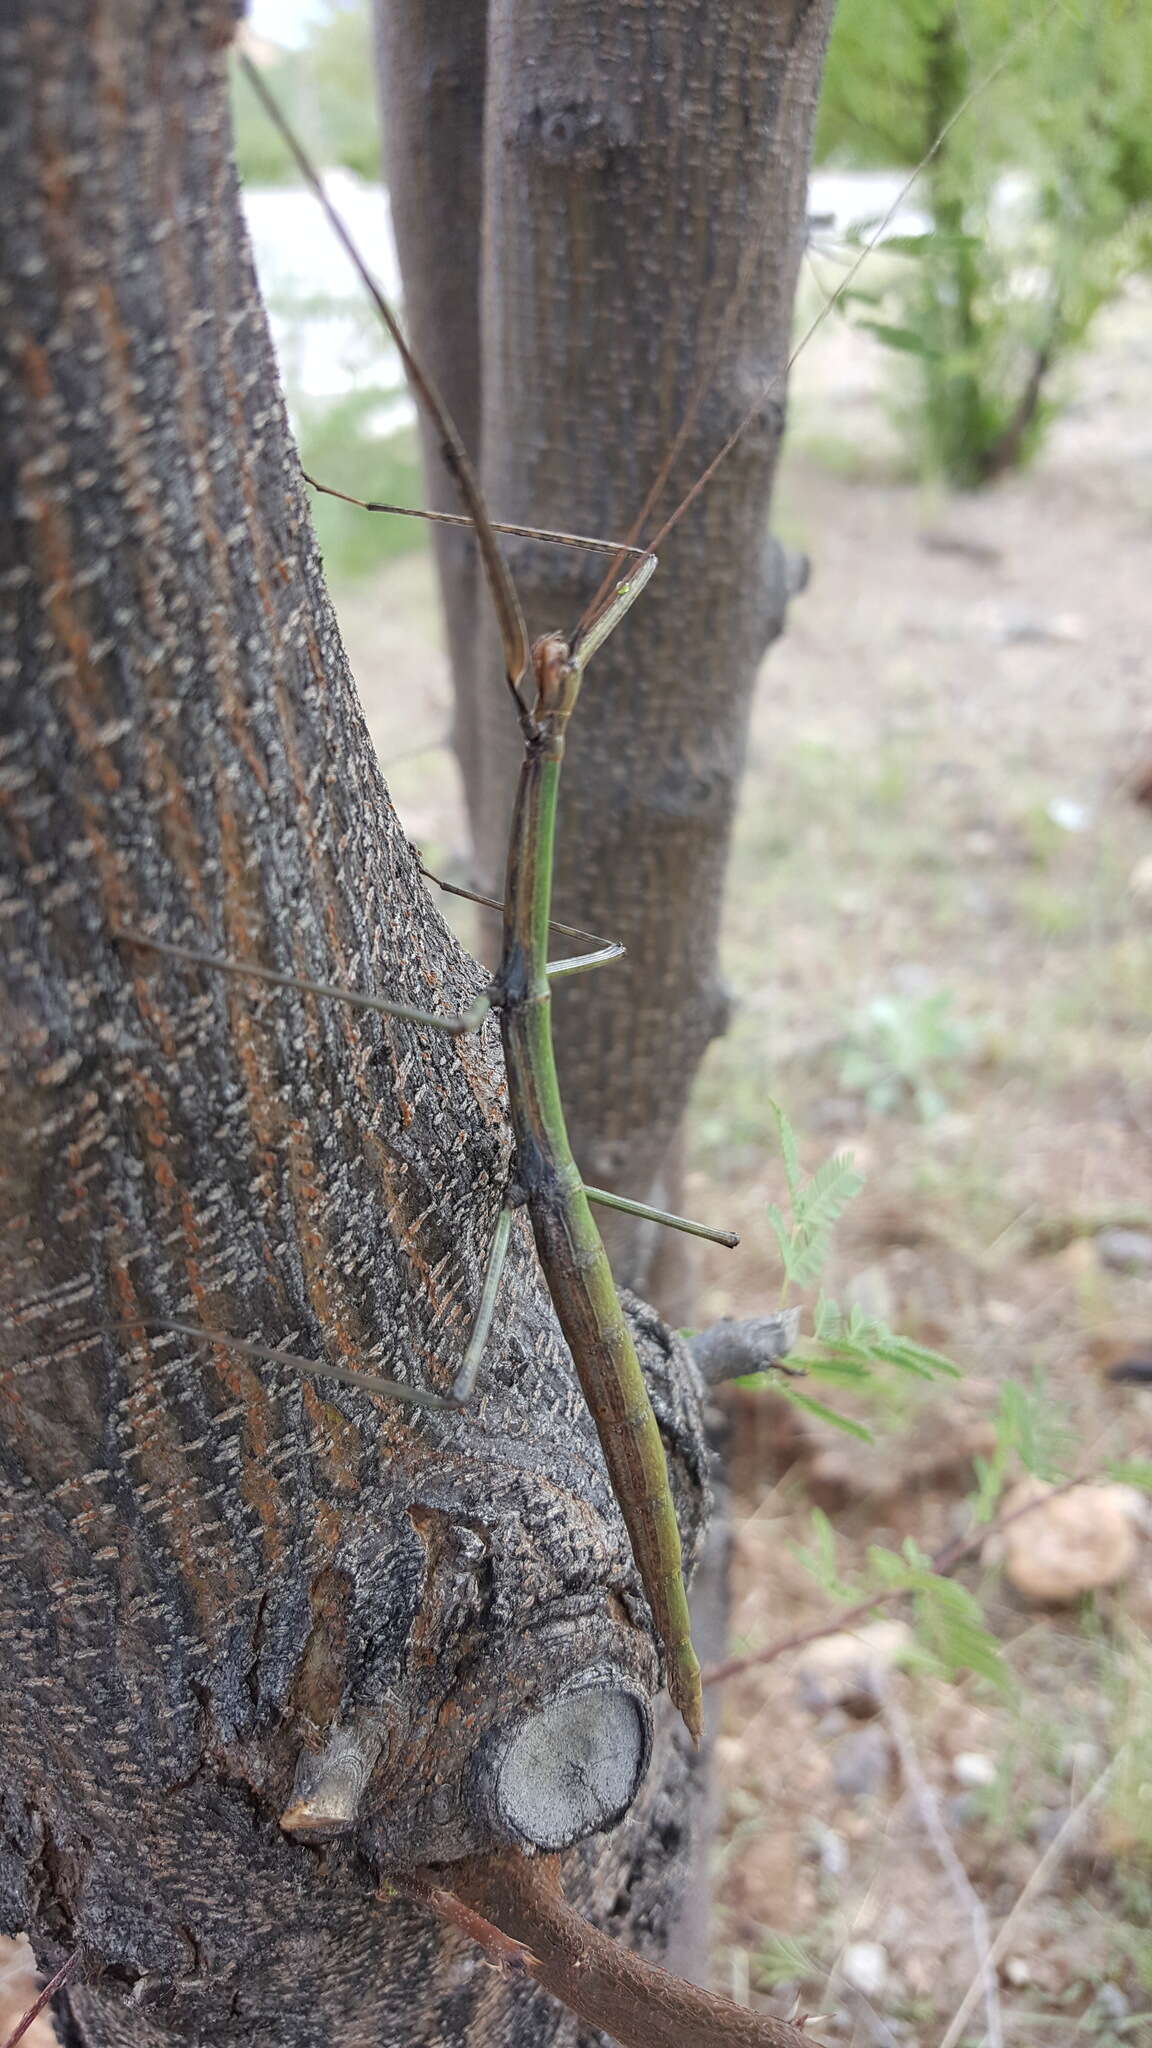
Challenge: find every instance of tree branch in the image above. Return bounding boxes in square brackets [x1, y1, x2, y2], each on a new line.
[447, 1852, 825, 2048]
[689, 1313, 800, 1387]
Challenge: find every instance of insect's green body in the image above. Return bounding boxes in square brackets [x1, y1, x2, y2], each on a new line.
[497, 626, 701, 1743]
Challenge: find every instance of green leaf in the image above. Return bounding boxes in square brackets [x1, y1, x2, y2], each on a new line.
[802, 1353, 873, 1385]
[777, 1385, 874, 1442]
[1107, 1459, 1152, 1493]
[790, 1508, 858, 1602]
[865, 1546, 1010, 1690]
[880, 231, 984, 258]
[808, 1301, 961, 1381]
[769, 1097, 804, 1212]
[856, 319, 943, 357]
[765, 1103, 864, 1290]
[754, 1932, 820, 1990]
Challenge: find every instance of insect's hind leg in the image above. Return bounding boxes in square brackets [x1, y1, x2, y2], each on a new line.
[114, 929, 493, 1036]
[546, 943, 625, 980]
[582, 1185, 739, 1249]
[450, 1197, 519, 1403]
[104, 1319, 457, 1409]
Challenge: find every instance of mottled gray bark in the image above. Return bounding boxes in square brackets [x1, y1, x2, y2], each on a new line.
[0, 6, 712, 2043]
[377, 0, 834, 1292]
[374, 0, 487, 775]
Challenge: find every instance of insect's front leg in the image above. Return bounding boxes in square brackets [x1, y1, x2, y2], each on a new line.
[115, 928, 496, 1037]
[450, 1182, 526, 1403]
[104, 1319, 456, 1410]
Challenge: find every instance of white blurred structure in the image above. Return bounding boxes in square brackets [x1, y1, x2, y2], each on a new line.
[241, 167, 942, 411]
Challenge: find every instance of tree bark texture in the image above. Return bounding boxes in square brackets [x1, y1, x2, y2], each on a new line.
[374, 0, 486, 764]
[0, 7, 712, 2042]
[376, 0, 834, 1291]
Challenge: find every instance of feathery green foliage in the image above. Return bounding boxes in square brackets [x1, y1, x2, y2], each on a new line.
[868, 1540, 1010, 1689]
[814, 0, 1152, 485]
[790, 1508, 860, 1605]
[233, 5, 377, 185]
[766, 1099, 864, 1294]
[1107, 1460, 1152, 1494]
[792, 1514, 1010, 1689]
[808, 1299, 960, 1384]
[838, 990, 969, 1120]
[742, 1102, 962, 1438]
[970, 1375, 1072, 1520]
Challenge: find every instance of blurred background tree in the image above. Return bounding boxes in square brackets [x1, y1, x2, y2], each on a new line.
[233, 2, 377, 182]
[815, 0, 1152, 485]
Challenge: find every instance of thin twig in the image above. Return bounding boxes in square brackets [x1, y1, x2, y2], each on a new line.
[879, 1675, 1002, 2048]
[935, 1759, 1118, 2048]
[703, 1474, 1088, 1688]
[1, 1950, 77, 2048]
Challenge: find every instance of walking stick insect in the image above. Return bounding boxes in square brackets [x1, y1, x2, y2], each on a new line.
[112, 34, 1034, 1748]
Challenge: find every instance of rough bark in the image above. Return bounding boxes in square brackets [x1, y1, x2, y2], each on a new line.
[0, 6, 713, 2043]
[377, 0, 834, 1292]
[373, 0, 487, 769]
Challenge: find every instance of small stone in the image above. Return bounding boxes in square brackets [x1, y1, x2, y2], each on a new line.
[1045, 795, 1090, 830]
[795, 1620, 914, 1715]
[1095, 1227, 1152, 1274]
[814, 1709, 852, 1740]
[833, 1724, 893, 1799]
[984, 1298, 1019, 1326]
[841, 1940, 889, 1999]
[951, 1751, 997, 1789]
[992, 610, 1086, 647]
[808, 1819, 849, 1881]
[994, 1480, 1141, 1604]
[1129, 853, 1152, 905]
[1094, 1983, 1131, 2023]
[1001, 1955, 1032, 1987]
[1062, 1739, 1103, 1779]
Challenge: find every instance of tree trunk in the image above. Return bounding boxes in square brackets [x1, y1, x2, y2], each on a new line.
[376, 0, 832, 1297]
[0, 6, 713, 2042]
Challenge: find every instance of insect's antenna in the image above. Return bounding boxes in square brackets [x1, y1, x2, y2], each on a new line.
[574, 210, 780, 642]
[573, 1, 1059, 644]
[239, 55, 533, 728]
[300, 473, 646, 560]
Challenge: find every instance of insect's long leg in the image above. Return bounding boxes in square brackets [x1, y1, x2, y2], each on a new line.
[451, 1200, 517, 1404]
[239, 54, 534, 730]
[418, 862, 623, 957]
[582, 1187, 739, 1250]
[115, 930, 493, 1037]
[302, 473, 645, 561]
[546, 945, 625, 980]
[106, 1320, 455, 1410]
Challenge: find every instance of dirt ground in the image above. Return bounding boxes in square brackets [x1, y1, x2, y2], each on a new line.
[687, 294, 1152, 2044]
[334, 284, 1152, 2046]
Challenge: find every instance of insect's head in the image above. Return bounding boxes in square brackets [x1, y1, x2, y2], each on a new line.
[531, 632, 582, 731]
